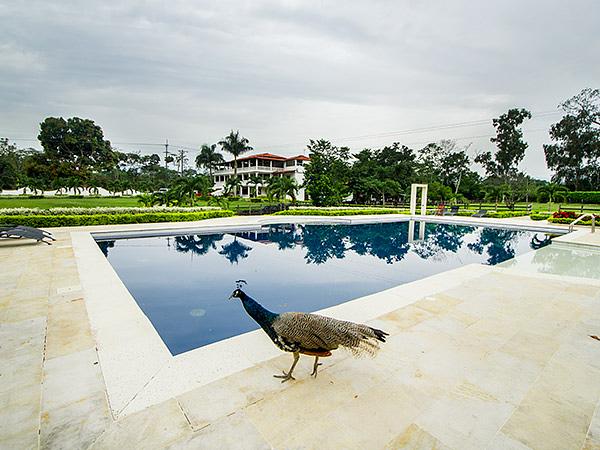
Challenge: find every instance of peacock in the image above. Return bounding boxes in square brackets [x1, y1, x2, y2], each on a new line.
[229, 281, 389, 382]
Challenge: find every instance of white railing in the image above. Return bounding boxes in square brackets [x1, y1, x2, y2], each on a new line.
[569, 213, 596, 233]
[213, 166, 276, 176]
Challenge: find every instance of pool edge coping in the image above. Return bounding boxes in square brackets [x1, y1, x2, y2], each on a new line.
[71, 215, 574, 418]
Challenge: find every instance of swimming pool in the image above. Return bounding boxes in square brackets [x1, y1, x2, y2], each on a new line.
[98, 220, 552, 355]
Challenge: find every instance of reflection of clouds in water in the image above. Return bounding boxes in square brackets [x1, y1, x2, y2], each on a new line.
[189, 308, 206, 317]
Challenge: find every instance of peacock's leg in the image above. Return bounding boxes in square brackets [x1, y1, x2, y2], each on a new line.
[274, 352, 299, 382]
[310, 356, 322, 378]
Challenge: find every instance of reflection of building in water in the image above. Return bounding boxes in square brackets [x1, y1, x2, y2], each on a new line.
[234, 225, 304, 247]
[234, 231, 272, 244]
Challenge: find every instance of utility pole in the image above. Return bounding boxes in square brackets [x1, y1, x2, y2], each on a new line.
[164, 139, 170, 169]
[176, 149, 188, 176]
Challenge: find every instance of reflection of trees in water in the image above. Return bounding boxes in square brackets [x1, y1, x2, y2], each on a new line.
[301, 225, 348, 264]
[97, 240, 115, 257]
[468, 228, 524, 265]
[299, 222, 412, 265]
[411, 224, 471, 260]
[529, 233, 552, 250]
[219, 238, 253, 264]
[174, 234, 224, 256]
[267, 225, 302, 250]
[347, 223, 410, 264]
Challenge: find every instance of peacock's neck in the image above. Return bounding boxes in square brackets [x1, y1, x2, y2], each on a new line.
[239, 292, 278, 328]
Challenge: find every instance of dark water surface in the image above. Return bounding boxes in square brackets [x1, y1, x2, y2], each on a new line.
[99, 221, 551, 355]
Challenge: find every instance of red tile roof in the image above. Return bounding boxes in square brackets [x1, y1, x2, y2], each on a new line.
[229, 153, 310, 163]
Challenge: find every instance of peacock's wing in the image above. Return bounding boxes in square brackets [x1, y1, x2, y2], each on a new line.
[272, 312, 387, 357]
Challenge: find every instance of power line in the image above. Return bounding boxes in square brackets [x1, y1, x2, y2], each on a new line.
[1, 109, 561, 153]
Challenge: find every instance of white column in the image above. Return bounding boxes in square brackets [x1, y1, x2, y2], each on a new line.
[420, 185, 428, 216]
[410, 184, 418, 215]
[408, 220, 415, 243]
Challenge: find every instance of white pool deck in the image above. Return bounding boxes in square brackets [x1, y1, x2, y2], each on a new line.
[1, 214, 600, 449]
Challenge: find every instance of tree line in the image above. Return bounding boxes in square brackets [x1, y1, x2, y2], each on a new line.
[0, 88, 598, 207]
[304, 88, 599, 206]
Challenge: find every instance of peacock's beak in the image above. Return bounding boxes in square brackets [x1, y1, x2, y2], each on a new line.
[228, 293, 234, 300]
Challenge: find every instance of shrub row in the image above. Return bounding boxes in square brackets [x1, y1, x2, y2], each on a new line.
[566, 191, 600, 204]
[273, 209, 411, 216]
[0, 206, 220, 216]
[548, 217, 597, 226]
[453, 210, 529, 218]
[0, 210, 235, 228]
[276, 208, 530, 218]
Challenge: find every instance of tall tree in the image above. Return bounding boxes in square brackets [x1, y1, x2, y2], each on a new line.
[37, 117, 117, 178]
[304, 139, 350, 206]
[475, 108, 532, 183]
[196, 144, 224, 176]
[544, 88, 600, 190]
[218, 130, 253, 195]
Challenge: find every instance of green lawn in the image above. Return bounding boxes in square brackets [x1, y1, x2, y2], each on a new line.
[0, 196, 141, 208]
[0, 196, 278, 210]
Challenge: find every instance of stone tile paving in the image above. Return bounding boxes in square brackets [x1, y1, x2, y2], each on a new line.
[1, 222, 600, 449]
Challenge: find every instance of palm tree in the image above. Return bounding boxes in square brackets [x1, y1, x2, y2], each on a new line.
[537, 183, 568, 205]
[137, 193, 156, 207]
[218, 130, 253, 196]
[196, 144, 224, 176]
[223, 176, 242, 197]
[208, 195, 230, 210]
[267, 176, 299, 202]
[173, 175, 213, 205]
[484, 184, 505, 210]
[247, 174, 263, 197]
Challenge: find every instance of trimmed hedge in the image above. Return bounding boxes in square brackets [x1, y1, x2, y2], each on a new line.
[530, 212, 552, 221]
[273, 209, 411, 216]
[548, 217, 597, 226]
[0, 210, 235, 228]
[275, 208, 530, 218]
[454, 210, 529, 218]
[567, 191, 600, 204]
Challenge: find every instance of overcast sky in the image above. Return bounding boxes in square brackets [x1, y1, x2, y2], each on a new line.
[1, 0, 599, 179]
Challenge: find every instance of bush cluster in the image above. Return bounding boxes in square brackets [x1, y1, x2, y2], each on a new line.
[0, 210, 235, 228]
[0, 206, 220, 216]
[553, 210, 577, 219]
[273, 209, 410, 216]
[566, 191, 600, 204]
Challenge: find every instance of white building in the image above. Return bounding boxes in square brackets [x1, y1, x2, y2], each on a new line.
[212, 153, 310, 200]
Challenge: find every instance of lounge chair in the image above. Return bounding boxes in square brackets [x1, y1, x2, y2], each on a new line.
[435, 204, 445, 216]
[443, 205, 459, 216]
[472, 209, 487, 218]
[0, 225, 55, 245]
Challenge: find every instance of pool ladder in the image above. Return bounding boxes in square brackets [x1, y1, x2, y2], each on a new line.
[568, 213, 596, 233]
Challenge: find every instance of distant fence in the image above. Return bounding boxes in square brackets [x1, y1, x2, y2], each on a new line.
[234, 203, 288, 216]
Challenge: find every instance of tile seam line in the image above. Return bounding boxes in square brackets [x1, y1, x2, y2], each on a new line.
[581, 400, 600, 450]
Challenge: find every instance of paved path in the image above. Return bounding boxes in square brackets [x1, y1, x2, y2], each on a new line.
[1, 216, 599, 449]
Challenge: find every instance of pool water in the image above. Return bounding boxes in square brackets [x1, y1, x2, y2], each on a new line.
[98, 221, 552, 355]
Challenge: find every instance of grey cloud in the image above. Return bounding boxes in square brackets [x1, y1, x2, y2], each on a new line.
[1, 0, 599, 179]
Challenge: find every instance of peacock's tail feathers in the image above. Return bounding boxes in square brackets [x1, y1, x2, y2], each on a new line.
[272, 312, 389, 358]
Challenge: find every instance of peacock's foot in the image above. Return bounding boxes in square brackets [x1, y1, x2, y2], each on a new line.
[273, 371, 295, 383]
[310, 363, 323, 378]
